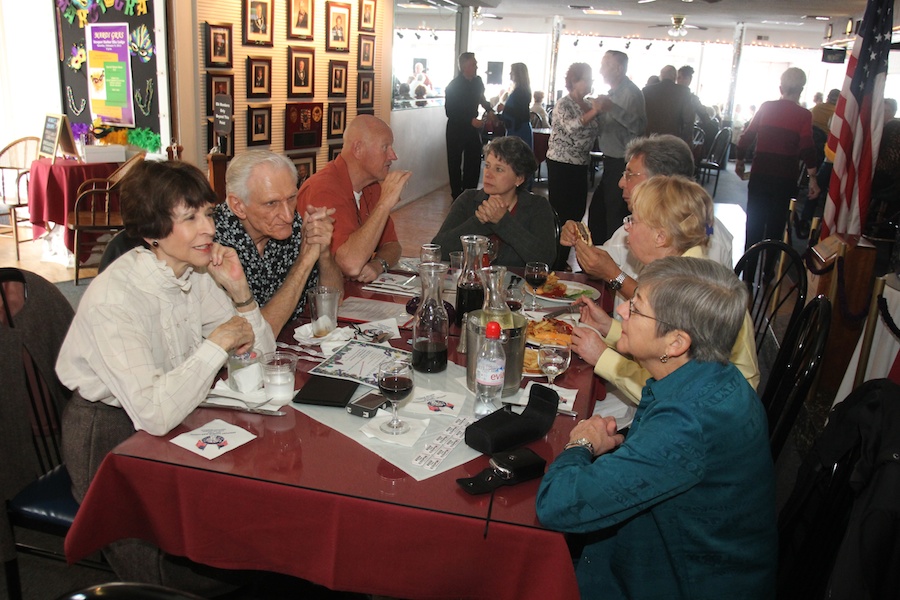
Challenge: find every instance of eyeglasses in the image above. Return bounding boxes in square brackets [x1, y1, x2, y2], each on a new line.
[628, 297, 675, 329]
[621, 170, 643, 182]
[622, 215, 638, 227]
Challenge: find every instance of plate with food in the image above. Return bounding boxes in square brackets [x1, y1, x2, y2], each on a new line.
[528, 272, 601, 304]
[526, 318, 574, 347]
[522, 347, 543, 376]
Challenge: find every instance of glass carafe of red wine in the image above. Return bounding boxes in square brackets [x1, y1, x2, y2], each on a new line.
[480, 265, 514, 329]
[412, 261, 449, 373]
[455, 234, 488, 327]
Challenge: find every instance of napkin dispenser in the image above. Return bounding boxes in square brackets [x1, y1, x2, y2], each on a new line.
[464, 384, 558, 454]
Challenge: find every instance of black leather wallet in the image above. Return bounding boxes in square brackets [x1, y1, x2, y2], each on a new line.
[464, 384, 559, 454]
[292, 375, 359, 407]
[457, 447, 547, 495]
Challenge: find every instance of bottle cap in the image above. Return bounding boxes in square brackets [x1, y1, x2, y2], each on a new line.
[485, 321, 501, 339]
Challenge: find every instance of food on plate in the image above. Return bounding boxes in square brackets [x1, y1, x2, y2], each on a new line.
[523, 347, 540, 374]
[575, 222, 592, 244]
[527, 318, 573, 345]
[536, 272, 568, 298]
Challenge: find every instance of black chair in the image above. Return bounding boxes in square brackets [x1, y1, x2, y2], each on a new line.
[54, 582, 205, 600]
[760, 295, 831, 461]
[529, 111, 543, 129]
[697, 126, 732, 197]
[1, 268, 109, 600]
[734, 239, 808, 389]
[99, 230, 143, 273]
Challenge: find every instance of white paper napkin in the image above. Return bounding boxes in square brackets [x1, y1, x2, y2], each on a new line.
[504, 381, 578, 410]
[206, 380, 294, 409]
[405, 387, 465, 417]
[360, 411, 429, 446]
[293, 324, 354, 346]
[170, 419, 256, 460]
[592, 384, 637, 430]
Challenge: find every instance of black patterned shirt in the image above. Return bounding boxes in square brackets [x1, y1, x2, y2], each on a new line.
[214, 203, 319, 322]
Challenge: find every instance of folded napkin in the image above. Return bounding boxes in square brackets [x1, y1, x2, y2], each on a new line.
[592, 384, 637, 430]
[205, 380, 287, 409]
[170, 419, 256, 460]
[361, 411, 429, 446]
[504, 381, 578, 410]
[293, 323, 354, 346]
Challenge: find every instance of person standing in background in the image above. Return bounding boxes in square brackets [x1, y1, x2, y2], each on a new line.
[445, 52, 495, 200]
[497, 63, 534, 149]
[642, 65, 694, 145]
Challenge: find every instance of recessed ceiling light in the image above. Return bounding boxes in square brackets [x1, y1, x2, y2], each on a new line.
[583, 9, 622, 15]
[803, 15, 832, 21]
[637, 0, 656, 4]
[681, 0, 694, 3]
[397, 3, 436, 8]
[760, 20, 804, 26]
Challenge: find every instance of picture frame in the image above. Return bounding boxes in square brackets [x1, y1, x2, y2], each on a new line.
[357, 72, 375, 109]
[327, 102, 347, 139]
[325, 2, 351, 53]
[328, 144, 343, 161]
[205, 23, 233, 68]
[246, 56, 272, 98]
[357, 108, 374, 116]
[207, 118, 234, 159]
[328, 60, 348, 97]
[247, 104, 272, 146]
[292, 153, 317, 187]
[288, 46, 315, 98]
[358, 35, 375, 70]
[288, 0, 314, 40]
[284, 102, 324, 151]
[358, 0, 376, 32]
[206, 72, 234, 115]
[243, 0, 274, 47]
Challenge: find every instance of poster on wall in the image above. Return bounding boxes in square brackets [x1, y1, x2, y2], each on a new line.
[85, 23, 136, 128]
[284, 102, 324, 151]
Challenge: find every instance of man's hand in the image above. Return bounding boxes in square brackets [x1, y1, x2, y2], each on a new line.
[475, 196, 509, 224]
[574, 241, 619, 281]
[570, 325, 608, 367]
[471, 118, 484, 129]
[351, 260, 381, 283]
[378, 170, 413, 209]
[300, 206, 336, 260]
[808, 176, 821, 201]
[596, 96, 614, 112]
[560, 220, 581, 247]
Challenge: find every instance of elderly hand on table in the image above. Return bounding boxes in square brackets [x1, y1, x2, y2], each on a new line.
[567, 415, 624, 457]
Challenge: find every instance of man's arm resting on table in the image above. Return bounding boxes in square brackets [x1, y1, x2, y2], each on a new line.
[260, 251, 318, 333]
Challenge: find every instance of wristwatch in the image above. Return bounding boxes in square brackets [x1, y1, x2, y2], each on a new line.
[608, 270, 626, 291]
[377, 258, 390, 273]
[564, 438, 595, 453]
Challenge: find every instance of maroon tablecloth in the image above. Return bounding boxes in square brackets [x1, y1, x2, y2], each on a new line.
[27, 158, 118, 251]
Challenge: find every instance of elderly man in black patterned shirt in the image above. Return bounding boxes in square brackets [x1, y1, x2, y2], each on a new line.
[215, 150, 343, 333]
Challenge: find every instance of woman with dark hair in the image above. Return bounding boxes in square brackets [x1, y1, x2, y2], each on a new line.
[431, 136, 556, 267]
[538, 256, 777, 599]
[546, 62, 604, 269]
[56, 160, 275, 591]
[497, 62, 534, 149]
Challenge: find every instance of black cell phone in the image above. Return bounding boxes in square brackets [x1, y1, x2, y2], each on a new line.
[346, 393, 387, 418]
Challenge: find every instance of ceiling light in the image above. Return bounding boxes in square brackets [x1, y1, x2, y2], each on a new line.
[637, 0, 656, 3]
[472, 7, 483, 26]
[568, 4, 592, 9]
[803, 15, 832, 21]
[583, 9, 622, 15]
[845, 18, 853, 35]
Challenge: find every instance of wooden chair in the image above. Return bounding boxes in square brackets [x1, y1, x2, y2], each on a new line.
[697, 127, 732, 197]
[0, 137, 40, 259]
[1, 268, 110, 600]
[67, 152, 145, 285]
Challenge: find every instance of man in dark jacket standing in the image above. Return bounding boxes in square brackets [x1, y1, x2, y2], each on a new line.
[642, 65, 694, 145]
[445, 52, 494, 200]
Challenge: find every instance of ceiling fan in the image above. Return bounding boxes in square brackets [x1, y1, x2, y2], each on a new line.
[648, 15, 708, 37]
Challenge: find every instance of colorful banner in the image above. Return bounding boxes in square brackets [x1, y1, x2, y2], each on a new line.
[86, 23, 136, 127]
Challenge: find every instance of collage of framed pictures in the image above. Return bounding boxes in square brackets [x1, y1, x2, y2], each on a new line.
[248, 104, 272, 146]
[358, 35, 375, 70]
[328, 60, 348, 97]
[205, 23, 233, 69]
[243, 0, 274, 46]
[327, 102, 347, 139]
[357, 72, 374, 109]
[288, 47, 315, 98]
[284, 102, 324, 151]
[246, 56, 271, 98]
[293, 153, 317, 186]
[325, 2, 351, 52]
[359, 0, 376, 32]
[207, 72, 234, 115]
[288, 0, 314, 40]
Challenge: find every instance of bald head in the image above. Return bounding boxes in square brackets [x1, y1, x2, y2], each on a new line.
[341, 115, 398, 190]
[342, 114, 389, 150]
[660, 65, 677, 81]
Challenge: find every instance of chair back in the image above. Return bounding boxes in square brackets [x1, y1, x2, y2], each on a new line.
[705, 127, 731, 167]
[71, 185, 122, 228]
[529, 111, 543, 129]
[0, 137, 39, 204]
[54, 582, 206, 600]
[761, 295, 831, 460]
[107, 151, 146, 188]
[734, 239, 808, 386]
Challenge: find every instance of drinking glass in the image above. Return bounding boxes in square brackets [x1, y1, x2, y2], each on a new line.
[538, 343, 571, 389]
[505, 284, 525, 313]
[378, 360, 414, 435]
[524, 262, 549, 311]
[420, 243, 442, 263]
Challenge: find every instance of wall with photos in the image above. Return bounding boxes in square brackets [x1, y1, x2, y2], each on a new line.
[195, 0, 387, 177]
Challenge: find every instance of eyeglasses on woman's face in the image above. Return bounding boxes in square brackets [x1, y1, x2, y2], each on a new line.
[627, 296, 675, 330]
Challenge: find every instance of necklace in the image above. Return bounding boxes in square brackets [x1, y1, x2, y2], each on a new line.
[66, 86, 86, 116]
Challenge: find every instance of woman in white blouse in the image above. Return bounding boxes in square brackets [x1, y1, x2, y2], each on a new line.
[546, 62, 604, 269]
[56, 160, 275, 592]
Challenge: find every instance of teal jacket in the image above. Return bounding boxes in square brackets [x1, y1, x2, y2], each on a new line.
[537, 360, 777, 599]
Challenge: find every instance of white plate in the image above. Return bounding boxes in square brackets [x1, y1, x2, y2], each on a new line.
[522, 370, 545, 378]
[531, 281, 601, 304]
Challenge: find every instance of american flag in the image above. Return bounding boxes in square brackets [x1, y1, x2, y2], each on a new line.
[821, 0, 894, 237]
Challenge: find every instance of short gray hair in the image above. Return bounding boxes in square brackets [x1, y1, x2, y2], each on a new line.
[780, 67, 807, 96]
[638, 257, 747, 363]
[225, 150, 297, 204]
[626, 135, 695, 179]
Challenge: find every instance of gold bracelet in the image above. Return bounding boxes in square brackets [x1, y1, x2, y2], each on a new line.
[233, 296, 256, 308]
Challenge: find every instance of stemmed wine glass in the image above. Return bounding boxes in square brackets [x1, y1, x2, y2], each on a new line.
[538, 343, 571, 389]
[524, 262, 549, 311]
[378, 360, 414, 435]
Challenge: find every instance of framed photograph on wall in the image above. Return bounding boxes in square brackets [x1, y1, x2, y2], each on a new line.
[207, 118, 234, 158]
[206, 72, 234, 115]
[328, 144, 343, 161]
[292, 153, 317, 187]
[284, 102, 324, 151]
[205, 23, 233, 68]
[247, 104, 272, 146]
[357, 108, 374, 116]
[327, 102, 347, 139]
[243, 0, 274, 46]
[246, 56, 272, 98]
[359, 0, 376, 32]
[328, 60, 348, 97]
[288, 46, 315, 98]
[358, 35, 375, 70]
[325, 2, 351, 52]
[288, 0, 314, 40]
[357, 72, 374, 109]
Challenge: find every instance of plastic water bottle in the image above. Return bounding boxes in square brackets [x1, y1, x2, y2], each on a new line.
[474, 321, 505, 418]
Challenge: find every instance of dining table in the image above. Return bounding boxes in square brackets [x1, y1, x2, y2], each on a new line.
[27, 157, 119, 253]
[64, 271, 610, 599]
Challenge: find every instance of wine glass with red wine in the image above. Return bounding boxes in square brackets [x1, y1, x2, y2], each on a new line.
[378, 360, 413, 435]
[525, 262, 549, 311]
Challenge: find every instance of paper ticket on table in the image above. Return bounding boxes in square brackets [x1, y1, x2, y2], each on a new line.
[170, 418, 256, 460]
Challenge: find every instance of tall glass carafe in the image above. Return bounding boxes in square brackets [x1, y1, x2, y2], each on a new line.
[455, 235, 488, 327]
[481, 265, 514, 329]
[412, 262, 449, 373]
